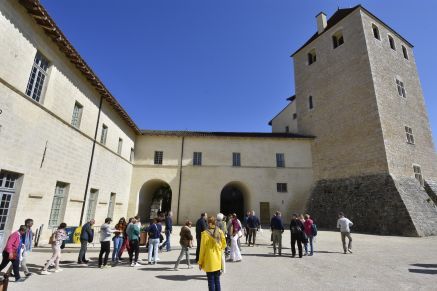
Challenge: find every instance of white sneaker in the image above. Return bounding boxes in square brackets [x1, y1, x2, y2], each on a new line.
[54, 269, 63, 273]
[41, 270, 51, 275]
[130, 262, 135, 267]
[134, 262, 140, 267]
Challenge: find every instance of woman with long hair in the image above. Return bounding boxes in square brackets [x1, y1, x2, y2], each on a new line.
[112, 217, 126, 262]
[41, 223, 68, 275]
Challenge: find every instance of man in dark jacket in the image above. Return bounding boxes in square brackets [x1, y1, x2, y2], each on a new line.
[270, 211, 284, 255]
[77, 219, 95, 264]
[289, 214, 304, 258]
[164, 211, 173, 252]
[247, 210, 260, 246]
[195, 212, 208, 262]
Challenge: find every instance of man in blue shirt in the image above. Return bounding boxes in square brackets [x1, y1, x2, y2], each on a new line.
[247, 210, 260, 246]
[270, 211, 284, 256]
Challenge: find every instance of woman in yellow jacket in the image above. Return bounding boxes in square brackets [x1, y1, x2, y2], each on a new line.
[198, 216, 226, 291]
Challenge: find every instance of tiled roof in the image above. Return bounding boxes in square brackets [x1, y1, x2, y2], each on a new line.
[141, 130, 314, 139]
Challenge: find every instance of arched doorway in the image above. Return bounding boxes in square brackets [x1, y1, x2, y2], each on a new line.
[220, 182, 249, 220]
[138, 180, 172, 223]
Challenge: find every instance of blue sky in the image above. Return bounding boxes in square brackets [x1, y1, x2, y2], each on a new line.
[41, 0, 437, 149]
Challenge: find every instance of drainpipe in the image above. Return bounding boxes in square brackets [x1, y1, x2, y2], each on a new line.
[79, 95, 103, 226]
[176, 136, 185, 225]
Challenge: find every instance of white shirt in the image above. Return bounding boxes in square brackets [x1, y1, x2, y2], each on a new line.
[337, 217, 353, 232]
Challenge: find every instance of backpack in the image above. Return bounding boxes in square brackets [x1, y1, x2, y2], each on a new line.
[312, 224, 318, 237]
[48, 232, 56, 245]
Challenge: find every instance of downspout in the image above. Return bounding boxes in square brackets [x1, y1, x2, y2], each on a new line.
[176, 136, 185, 225]
[79, 95, 103, 226]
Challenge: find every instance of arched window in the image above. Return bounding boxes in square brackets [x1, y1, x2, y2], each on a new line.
[308, 95, 314, 110]
[402, 45, 409, 60]
[372, 24, 380, 40]
[388, 35, 396, 50]
[307, 49, 316, 65]
[332, 30, 344, 49]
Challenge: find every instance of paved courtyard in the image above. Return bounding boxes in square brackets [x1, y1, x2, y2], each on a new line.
[5, 229, 437, 291]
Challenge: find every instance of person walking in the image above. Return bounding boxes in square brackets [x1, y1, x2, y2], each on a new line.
[337, 212, 353, 254]
[247, 210, 260, 246]
[99, 218, 117, 268]
[198, 216, 227, 291]
[270, 211, 284, 256]
[289, 214, 304, 258]
[216, 213, 227, 273]
[126, 218, 141, 266]
[0, 225, 27, 282]
[77, 219, 95, 264]
[195, 212, 208, 262]
[303, 214, 315, 256]
[174, 220, 193, 270]
[112, 217, 126, 263]
[243, 211, 250, 245]
[21, 218, 33, 277]
[229, 214, 242, 262]
[147, 218, 162, 265]
[165, 211, 173, 252]
[41, 223, 68, 275]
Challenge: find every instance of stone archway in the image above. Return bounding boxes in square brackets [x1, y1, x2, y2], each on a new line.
[220, 181, 249, 220]
[138, 179, 172, 223]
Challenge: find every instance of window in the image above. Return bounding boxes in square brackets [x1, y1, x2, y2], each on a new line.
[388, 35, 396, 50]
[405, 126, 415, 144]
[117, 138, 123, 155]
[48, 182, 68, 228]
[332, 31, 344, 49]
[71, 102, 83, 128]
[233, 152, 241, 167]
[285, 126, 290, 133]
[100, 124, 108, 145]
[85, 189, 98, 222]
[308, 96, 314, 110]
[276, 153, 285, 168]
[307, 49, 316, 65]
[413, 165, 424, 187]
[396, 79, 406, 98]
[130, 148, 135, 162]
[372, 24, 380, 40]
[277, 183, 288, 193]
[0, 171, 19, 233]
[293, 113, 297, 120]
[107, 193, 116, 219]
[26, 51, 49, 102]
[193, 152, 202, 166]
[154, 151, 163, 165]
[402, 46, 409, 60]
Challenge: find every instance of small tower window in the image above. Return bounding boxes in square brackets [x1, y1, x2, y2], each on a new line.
[332, 30, 344, 49]
[396, 79, 406, 98]
[307, 49, 316, 65]
[308, 95, 314, 110]
[388, 35, 396, 50]
[405, 126, 415, 144]
[372, 24, 380, 40]
[413, 165, 424, 187]
[285, 126, 289, 133]
[402, 46, 409, 60]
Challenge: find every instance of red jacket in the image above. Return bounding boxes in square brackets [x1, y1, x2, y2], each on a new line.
[4, 231, 21, 255]
[304, 219, 314, 236]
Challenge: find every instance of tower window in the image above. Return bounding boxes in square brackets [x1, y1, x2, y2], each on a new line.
[372, 24, 380, 40]
[413, 165, 424, 187]
[293, 113, 297, 120]
[396, 79, 406, 98]
[405, 126, 415, 144]
[388, 35, 396, 50]
[307, 49, 317, 65]
[332, 31, 344, 49]
[402, 46, 409, 60]
[308, 95, 314, 110]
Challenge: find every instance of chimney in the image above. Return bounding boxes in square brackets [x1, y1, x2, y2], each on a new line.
[316, 12, 327, 34]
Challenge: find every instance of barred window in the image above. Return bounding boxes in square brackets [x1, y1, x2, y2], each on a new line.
[85, 189, 98, 222]
[26, 51, 49, 102]
[277, 183, 288, 193]
[48, 182, 68, 228]
[100, 124, 108, 145]
[396, 79, 406, 98]
[413, 165, 424, 187]
[71, 102, 83, 128]
[154, 151, 163, 165]
[405, 126, 415, 144]
[276, 153, 285, 168]
[233, 152, 241, 167]
[193, 152, 202, 166]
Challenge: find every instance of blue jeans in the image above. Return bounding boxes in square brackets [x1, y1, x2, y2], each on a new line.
[304, 235, 314, 255]
[206, 271, 221, 291]
[165, 230, 171, 251]
[112, 237, 123, 261]
[148, 238, 160, 263]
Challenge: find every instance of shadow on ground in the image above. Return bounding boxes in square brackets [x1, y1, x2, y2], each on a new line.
[408, 263, 437, 275]
[155, 274, 206, 281]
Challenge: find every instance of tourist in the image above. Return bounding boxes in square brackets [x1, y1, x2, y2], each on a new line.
[216, 213, 227, 273]
[337, 212, 353, 254]
[225, 214, 233, 258]
[112, 217, 126, 263]
[243, 211, 250, 244]
[299, 214, 309, 255]
[0, 225, 27, 282]
[229, 213, 242, 262]
[247, 210, 260, 246]
[270, 211, 284, 255]
[289, 214, 304, 258]
[165, 211, 173, 252]
[303, 214, 315, 256]
[126, 218, 141, 266]
[99, 217, 117, 268]
[118, 217, 133, 260]
[77, 219, 95, 264]
[195, 212, 208, 262]
[21, 218, 34, 277]
[174, 220, 193, 270]
[147, 218, 162, 264]
[198, 216, 226, 291]
[41, 223, 68, 275]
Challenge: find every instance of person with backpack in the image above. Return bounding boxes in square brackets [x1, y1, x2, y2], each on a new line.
[174, 220, 193, 270]
[303, 214, 315, 256]
[147, 218, 162, 265]
[77, 219, 95, 265]
[0, 225, 27, 282]
[337, 212, 353, 254]
[41, 223, 68, 275]
[289, 214, 304, 258]
[126, 217, 141, 267]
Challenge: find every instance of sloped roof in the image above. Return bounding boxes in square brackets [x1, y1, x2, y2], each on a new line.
[141, 130, 314, 139]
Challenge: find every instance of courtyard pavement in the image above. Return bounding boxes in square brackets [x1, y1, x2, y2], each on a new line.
[5, 229, 437, 291]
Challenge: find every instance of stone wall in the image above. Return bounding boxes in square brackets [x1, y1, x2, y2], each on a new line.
[424, 180, 437, 206]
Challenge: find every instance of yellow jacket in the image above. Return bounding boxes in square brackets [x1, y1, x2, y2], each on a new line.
[198, 227, 226, 272]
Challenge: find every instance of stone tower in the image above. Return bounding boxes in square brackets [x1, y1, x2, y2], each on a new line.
[290, 6, 437, 236]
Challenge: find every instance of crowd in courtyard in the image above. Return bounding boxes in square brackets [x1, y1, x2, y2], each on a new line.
[0, 211, 353, 291]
